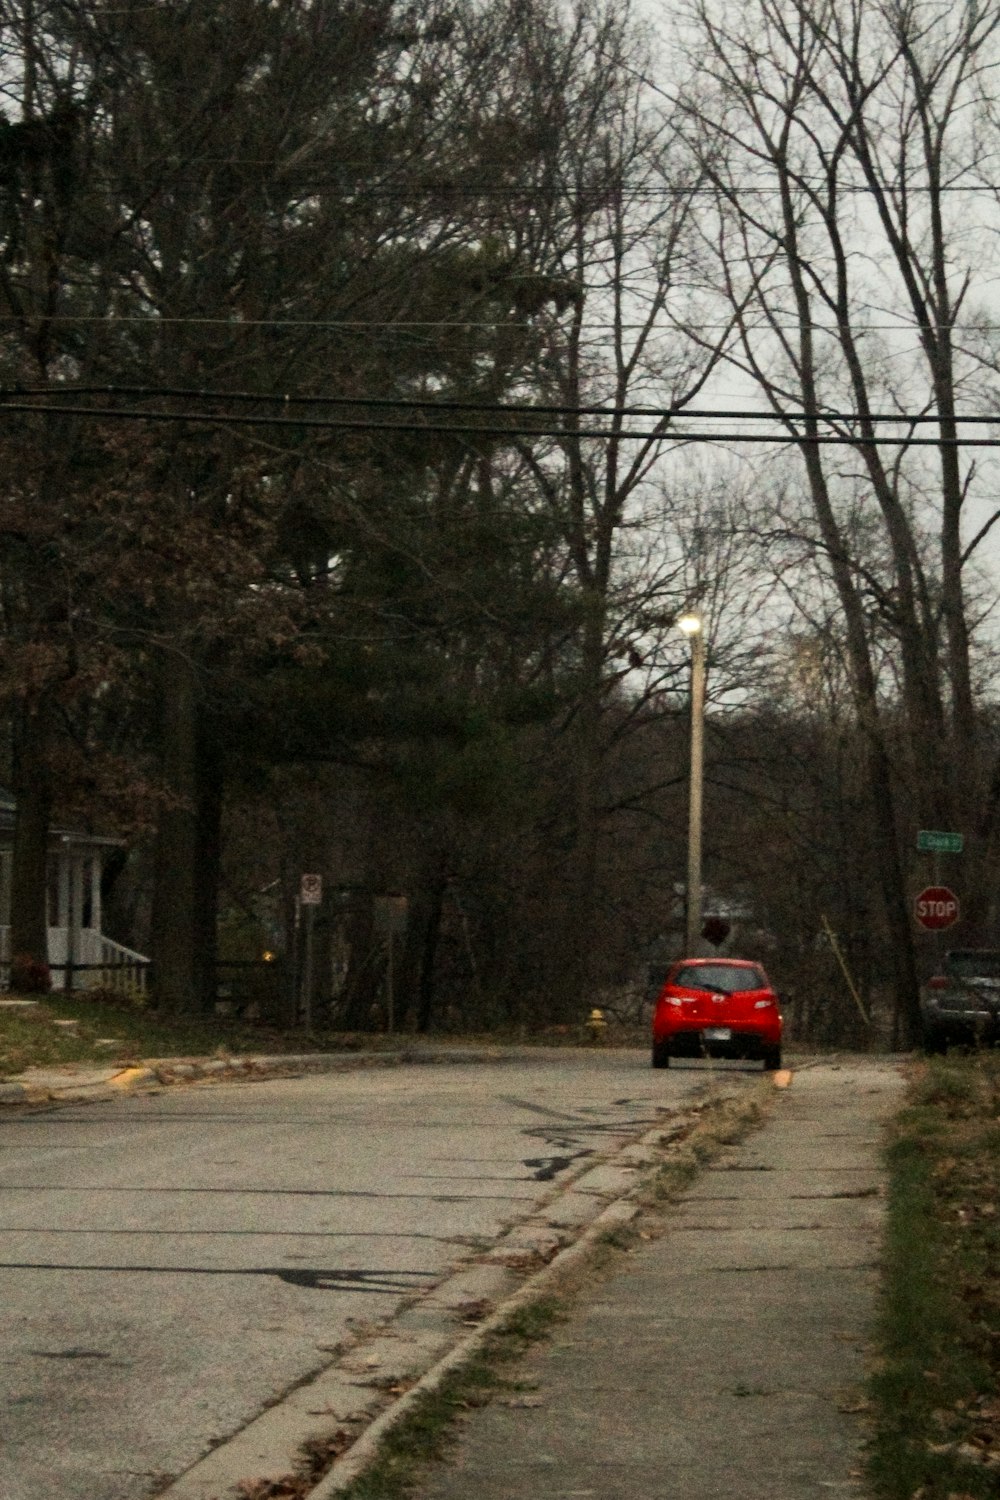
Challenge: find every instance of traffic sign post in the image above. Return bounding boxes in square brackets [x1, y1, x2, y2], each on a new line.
[914, 886, 960, 931]
[298, 875, 323, 1028]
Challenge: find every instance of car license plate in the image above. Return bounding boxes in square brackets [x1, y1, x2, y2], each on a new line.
[703, 1027, 731, 1041]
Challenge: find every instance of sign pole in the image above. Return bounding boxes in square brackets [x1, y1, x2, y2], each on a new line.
[289, 896, 301, 1027]
[298, 874, 323, 1031]
[301, 905, 314, 1031]
[386, 933, 394, 1035]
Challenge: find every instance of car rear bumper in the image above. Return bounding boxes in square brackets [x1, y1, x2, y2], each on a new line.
[656, 1021, 781, 1059]
[920, 1005, 998, 1043]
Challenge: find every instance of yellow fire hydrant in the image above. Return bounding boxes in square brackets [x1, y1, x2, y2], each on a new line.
[586, 1007, 608, 1043]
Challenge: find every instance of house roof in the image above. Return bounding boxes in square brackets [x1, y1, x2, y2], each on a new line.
[0, 789, 120, 853]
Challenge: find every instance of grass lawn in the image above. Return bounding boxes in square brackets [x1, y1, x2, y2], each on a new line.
[0, 993, 640, 1080]
[867, 1050, 1000, 1497]
[0, 992, 418, 1079]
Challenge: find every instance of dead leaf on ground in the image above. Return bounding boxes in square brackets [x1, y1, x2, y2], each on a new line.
[300, 1430, 354, 1468]
[363, 1374, 414, 1395]
[235, 1479, 306, 1500]
[454, 1297, 493, 1322]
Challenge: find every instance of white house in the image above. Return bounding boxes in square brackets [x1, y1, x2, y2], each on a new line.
[0, 790, 148, 990]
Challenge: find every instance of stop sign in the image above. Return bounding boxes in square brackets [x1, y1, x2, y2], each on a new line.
[915, 886, 960, 930]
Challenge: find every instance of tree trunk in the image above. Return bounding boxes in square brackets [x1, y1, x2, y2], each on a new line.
[9, 705, 52, 970]
[416, 872, 447, 1035]
[338, 896, 381, 1031]
[150, 654, 221, 1014]
[566, 596, 606, 1009]
[194, 726, 223, 1012]
[865, 734, 922, 1048]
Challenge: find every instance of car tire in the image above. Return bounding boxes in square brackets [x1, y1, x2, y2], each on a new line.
[651, 1041, 671, 1069]
[763, 1045, 782, 1071]
[922, 1031, 948, 1055]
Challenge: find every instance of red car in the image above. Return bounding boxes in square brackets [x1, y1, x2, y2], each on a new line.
[652, 957, 783, 1070]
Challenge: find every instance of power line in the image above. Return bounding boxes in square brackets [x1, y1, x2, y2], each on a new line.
[8, 384, 1000, 426]
[0, 313, 998, 332]
[1, 397, 998, 445]
[5, 163, 993, 199]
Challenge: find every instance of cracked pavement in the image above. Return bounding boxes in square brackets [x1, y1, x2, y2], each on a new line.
[0, 1047, 743, 1500]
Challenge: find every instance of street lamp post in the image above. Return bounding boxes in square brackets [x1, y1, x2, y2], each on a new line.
[678, 612, 705, 954]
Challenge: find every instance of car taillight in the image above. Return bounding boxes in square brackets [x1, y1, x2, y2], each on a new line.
[927, 976, 949, 990]
[754, 998, 774, 1009]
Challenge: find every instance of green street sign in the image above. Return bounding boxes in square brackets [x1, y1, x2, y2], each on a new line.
[917, 830, 964, 854]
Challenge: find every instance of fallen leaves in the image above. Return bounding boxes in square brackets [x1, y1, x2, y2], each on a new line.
[236, 1479, 305, 1499]
[876, 1056, 1000, 1499]
[235, 1429, 355, 1498]
[455, 1297, 494, 1326]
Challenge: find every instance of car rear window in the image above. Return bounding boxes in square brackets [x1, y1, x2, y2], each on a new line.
[945, 950, 1000, 980]
[674, 964, 767, 994]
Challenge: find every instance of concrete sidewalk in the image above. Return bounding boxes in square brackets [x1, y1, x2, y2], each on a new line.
[412, 1059, 905, 1500]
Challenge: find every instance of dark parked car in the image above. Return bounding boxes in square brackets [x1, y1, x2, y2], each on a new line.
[920, 949, 1000, 1052]
[651, 957, 783, 1070]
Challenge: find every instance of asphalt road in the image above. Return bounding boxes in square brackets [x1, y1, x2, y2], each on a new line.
[0, 1049, 748, 1500]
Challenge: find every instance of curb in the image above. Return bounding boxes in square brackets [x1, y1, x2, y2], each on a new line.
[0, 1048, 825, 1109]
[0, 1047, 530, 1107]
[154, 1072, 781, 1500]
[311, 1192, 645, 1498]
[312, 1075, 785, 1497]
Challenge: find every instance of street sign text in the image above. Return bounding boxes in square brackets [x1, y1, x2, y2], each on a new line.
[917, 830, 963, 853]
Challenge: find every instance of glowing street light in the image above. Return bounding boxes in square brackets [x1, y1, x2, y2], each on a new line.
[678, 612, 705, 954]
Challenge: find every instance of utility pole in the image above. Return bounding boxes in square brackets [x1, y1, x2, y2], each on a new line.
[678, 613, 706, 954]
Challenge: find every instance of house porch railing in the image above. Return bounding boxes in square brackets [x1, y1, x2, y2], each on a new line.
[0, 929, 151, 995]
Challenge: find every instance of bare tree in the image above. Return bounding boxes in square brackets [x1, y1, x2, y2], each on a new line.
[485, 0, 741, 1002]
[673, 0, 1000, 1041]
